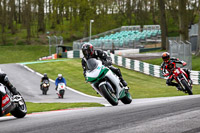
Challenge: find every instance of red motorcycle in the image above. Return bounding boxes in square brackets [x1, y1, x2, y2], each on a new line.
[168, 67, 193, 95]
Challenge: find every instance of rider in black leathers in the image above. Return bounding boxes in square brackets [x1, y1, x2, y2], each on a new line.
[0, 71, 19, 99]
[81, 43, 129, 89]
[40, 73, 49, 90]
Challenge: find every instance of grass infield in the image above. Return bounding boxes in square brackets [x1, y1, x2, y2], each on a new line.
[27, 59, 200, 99]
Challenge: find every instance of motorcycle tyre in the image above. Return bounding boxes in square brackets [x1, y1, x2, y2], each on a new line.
[181, 79, 193, 95]
[59, 90, 65, 98]
[100, 84, 118, 106]
[121, 90, 132, 104]
[11, 95, 27, 118]
[42, 87, 48, 95]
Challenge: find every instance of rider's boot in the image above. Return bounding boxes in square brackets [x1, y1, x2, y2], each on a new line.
[176, 84, 182, 91]
[119, 77, 129, 90]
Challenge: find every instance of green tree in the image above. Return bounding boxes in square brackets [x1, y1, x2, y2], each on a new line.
[158, 0, 168, 50]
[38, 0, 45, 33]
[25, 0, 31, 44]
[178, 0, 188, 41]
[0, 0, 7, 45]
[8, 0, 16, 34]
[196, 11, 200, 56]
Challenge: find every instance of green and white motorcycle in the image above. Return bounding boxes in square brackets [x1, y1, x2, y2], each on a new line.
[85, 58, 132, 106]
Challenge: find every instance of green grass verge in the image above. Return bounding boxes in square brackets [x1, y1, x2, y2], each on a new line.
[27, 59, 200, 99]
[191, 55, 200, 71]
[26, 102, 104, 114]
[0, 45, 49, 64]
[143, 58, 163, 65]
[143, 55, 200, 71]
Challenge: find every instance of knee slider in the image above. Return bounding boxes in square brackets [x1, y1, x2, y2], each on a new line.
[166, 80, 171, 86]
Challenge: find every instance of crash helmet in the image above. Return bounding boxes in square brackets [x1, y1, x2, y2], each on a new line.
[44, 73, 47, 77]
[162, 52, 170, 62]
[82, 43, 94, 59]
[58, 74, 62, 80]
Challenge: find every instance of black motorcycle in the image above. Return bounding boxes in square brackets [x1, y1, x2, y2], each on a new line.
[41, 80, 50, 95]
[0, 83, 27, 118]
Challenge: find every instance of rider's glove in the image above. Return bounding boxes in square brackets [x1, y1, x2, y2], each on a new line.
[183, 62, 187, 66]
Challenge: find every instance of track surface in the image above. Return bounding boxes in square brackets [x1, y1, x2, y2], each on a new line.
[0, 63, 107, 104]
[0, 63, 200, 133]
[0, 95, 200, 133]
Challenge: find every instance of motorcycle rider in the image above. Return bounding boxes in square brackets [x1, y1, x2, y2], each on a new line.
[161, 52, 191, 91]
[0, 70, 20, 101]
[40, 73, 49, 90]
[55, 74, 66, 91]
[81, 43, 129, 89]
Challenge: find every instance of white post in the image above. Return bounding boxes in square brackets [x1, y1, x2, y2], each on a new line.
[54, 36, 58, 54]
[90, 20, 94, 41]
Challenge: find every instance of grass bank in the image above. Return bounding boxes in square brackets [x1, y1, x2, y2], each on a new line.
[26, 102, 103, 114]
[0, 45, 49, 64]
[27, 59, 200, 99]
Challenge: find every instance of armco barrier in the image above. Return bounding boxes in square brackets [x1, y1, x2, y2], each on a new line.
[57, 50, 200, 85]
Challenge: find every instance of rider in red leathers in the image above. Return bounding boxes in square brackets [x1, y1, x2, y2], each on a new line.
[161, 52, 191, 91]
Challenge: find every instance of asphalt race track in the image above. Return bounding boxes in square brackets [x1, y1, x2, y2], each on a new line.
[0, 63, 200, 133]
[0, 63, 107, 104]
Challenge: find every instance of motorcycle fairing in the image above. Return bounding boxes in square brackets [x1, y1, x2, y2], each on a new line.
[87, 66, 109, 83]
[0, 84, 14, 116]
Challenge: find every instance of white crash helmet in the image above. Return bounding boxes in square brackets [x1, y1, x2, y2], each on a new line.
[58, 74, 62, 79]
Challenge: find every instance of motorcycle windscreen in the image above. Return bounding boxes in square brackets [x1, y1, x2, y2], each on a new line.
[43, 80, 49, 84]
[86, 58, 98, 72]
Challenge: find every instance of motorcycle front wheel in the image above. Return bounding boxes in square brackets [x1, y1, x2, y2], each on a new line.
[99, 84, 118, 106]
[42, 87, 48, 95]
[181, 79, 193, 95]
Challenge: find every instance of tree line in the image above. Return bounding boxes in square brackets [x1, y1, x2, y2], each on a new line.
[0, 0, 199, 51]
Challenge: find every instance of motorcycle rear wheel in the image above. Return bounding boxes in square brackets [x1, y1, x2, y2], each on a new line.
[59, 90, 65, 98]
[181, 79, 193, 95]
[100, 84, 118, 106]
[121, 90, 132, 104]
